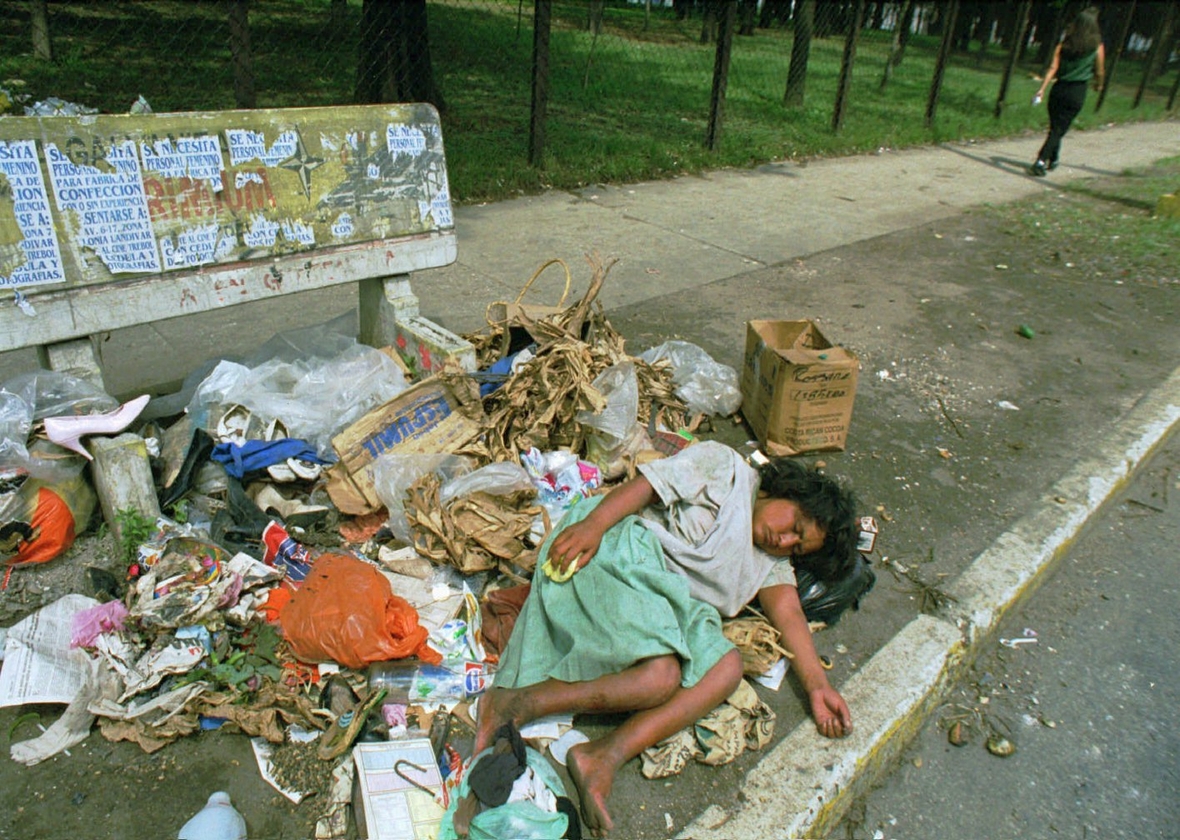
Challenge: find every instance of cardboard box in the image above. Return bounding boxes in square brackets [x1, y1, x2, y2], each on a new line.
[328, 373, 485, 515]
[740, 320, 859, 456]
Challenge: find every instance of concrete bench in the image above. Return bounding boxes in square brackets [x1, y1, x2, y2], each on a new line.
[0, 103, 474, 392]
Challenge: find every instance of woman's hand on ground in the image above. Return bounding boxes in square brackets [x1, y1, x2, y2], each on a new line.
[809, 685, 853, 739]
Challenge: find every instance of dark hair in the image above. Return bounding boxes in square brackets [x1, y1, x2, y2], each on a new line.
[757, 458, 858, 583]
[1062, 7, 1102, 57]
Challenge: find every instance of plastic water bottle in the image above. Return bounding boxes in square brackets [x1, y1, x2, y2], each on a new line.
[1031, 93, 1042, 106]
[178, 792, 247, 840]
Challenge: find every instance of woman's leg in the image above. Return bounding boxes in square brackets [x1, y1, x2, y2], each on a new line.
[1038, 81, 1086, 166]
[474, 654, 682, 753]
[567, 648, 744, 836]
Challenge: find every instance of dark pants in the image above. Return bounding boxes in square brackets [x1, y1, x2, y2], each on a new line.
[1037, 81, 1087, 166]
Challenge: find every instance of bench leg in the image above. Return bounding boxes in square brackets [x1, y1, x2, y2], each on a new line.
[37, 337, 108, 393]
[358, 274, 476, 378]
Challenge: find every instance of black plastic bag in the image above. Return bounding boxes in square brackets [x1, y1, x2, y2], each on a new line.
[797, 555, 876, 626]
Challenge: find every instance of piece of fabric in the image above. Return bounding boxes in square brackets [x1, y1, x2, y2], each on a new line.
[210, 439, 331, 479]
[495, 495, 734, 691]
[636, 441, 778, 616]
[468, 723, 528, 807]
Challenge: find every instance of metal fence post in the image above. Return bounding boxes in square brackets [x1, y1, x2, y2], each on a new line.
[705, 0, 737, 151]
[529, 0, 551, 168]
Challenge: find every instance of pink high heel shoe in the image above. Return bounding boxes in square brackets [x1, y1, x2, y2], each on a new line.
[43, 394, 151, 461]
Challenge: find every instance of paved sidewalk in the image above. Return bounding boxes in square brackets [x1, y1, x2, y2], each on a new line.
[5, 120, 1171, 397]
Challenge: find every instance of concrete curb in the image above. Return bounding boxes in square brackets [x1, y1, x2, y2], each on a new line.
[680, 365, 1180, 840]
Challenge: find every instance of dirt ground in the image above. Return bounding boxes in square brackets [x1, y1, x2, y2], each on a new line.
[1, 165, 1177, 839]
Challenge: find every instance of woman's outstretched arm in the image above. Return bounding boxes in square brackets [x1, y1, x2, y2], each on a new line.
[758, 583, 853, 739]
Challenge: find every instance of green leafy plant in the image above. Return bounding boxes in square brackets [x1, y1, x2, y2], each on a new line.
[114, 507, 156, 566]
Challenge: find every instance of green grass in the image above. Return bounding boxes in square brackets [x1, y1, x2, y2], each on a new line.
[0, 0, 1175, 204]
[988, 156, 1180, 286]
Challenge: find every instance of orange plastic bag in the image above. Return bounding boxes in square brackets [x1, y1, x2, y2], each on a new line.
[2, 473, 96, 568]
[280, 552, 441, 669]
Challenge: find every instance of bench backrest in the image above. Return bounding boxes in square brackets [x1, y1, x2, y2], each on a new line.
[0, 104, 456, 354]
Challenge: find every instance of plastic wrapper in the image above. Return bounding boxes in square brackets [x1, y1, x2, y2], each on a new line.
[575, 361, 638, 443]
[188, 346, 407, 460]
[639, 340, 742, 417]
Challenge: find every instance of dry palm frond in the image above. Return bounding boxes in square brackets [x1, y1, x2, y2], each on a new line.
[404, 473, 542, 576]
[464, 254, 690, 465]
[722, 614, 793, 677]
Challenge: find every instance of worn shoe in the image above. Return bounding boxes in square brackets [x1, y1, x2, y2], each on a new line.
[317, 687, 388, 761]
[1047, 160, 1059, 171]
[1029, 160, 1047, 177]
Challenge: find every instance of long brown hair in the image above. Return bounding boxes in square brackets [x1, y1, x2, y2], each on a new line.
[1062, 6, 1102, 57]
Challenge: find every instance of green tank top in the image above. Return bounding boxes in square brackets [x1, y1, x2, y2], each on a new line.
[1057, 49, 1097, 83]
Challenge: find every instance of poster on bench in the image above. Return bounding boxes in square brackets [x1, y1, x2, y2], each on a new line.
[0, 103, 453, 291]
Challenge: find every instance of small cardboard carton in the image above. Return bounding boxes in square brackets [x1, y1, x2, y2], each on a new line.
[740, 319, 859, 456]
[327, 373, 485, 515]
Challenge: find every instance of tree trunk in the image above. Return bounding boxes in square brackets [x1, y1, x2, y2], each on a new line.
[895, 0, 915, 64]
[784, 0, 815, 106]
[925, 0, 960, 127]
[355, 0, 443, 111]
[587, 0, 604, 35]
[1033, 2, 1064, 68]
[881, 0, 916, 88]
[529, 0, 551, 167]
[994, 0, 1031, 117]
[1096, 0, 1136, 112]
[738, 0, 758, 36]
[832, 0, 865, 132]
[706, 0, 737, 149]
[228, 0, 255, 109]
[1134, 0, 1176, 107]
[30, 0, 52, 61]
[701, 0, 721, 44]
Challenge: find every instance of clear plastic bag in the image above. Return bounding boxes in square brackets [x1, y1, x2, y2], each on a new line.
[372, 453, 473, 544]
[0, 372, 116, 481]
[639, 340, 742, 417]
[187, 345, 407, 460]
[575, 361, 638, 443]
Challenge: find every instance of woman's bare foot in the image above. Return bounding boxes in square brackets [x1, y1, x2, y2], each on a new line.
[473, 687, 530, 754]
[566, 740, 619, 837]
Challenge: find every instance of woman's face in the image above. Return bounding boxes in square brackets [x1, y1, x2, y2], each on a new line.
[752, 497, 826, 558]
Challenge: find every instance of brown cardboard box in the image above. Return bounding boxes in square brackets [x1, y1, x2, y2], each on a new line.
[327, 373, 485, 515]
[740, 320, 859, 456]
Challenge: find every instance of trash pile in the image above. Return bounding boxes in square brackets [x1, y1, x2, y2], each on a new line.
[1, 256, 768, 837]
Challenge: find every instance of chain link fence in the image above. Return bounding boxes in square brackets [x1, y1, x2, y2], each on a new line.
[2, 1, 1177, 202]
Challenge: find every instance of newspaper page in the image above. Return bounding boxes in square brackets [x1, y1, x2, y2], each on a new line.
[0, 594, 99, 707]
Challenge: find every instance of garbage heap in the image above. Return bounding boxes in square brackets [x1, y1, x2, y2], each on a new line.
[0, 256, 756, 835]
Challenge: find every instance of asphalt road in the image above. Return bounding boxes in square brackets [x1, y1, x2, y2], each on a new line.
[835, 429, 1180, 840]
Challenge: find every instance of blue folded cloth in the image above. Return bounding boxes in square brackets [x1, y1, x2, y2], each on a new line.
[211, 439, 333, 479]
